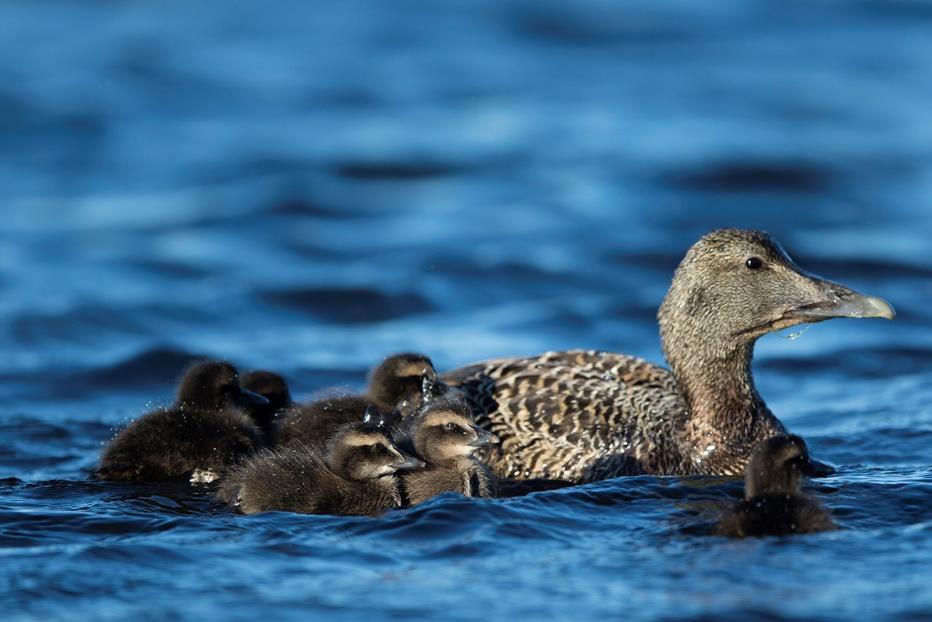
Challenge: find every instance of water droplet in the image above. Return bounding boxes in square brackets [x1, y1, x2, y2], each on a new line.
[778, 324, 811, 341]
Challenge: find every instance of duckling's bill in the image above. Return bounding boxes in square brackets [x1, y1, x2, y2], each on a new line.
[469, 426, 500, 447]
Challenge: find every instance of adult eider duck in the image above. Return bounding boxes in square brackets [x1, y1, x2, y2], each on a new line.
[96, 361, 269, 483]
[443, 229, 895, 481]
[240, 370, 294, 442]
[218, 417, 424, 516]
[717, 434, 835, 537]
[400, 399, 498, 505]
[275, 352, 448, 448]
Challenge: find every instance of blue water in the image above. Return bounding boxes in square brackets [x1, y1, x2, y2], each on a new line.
[1, 1, 931, 620]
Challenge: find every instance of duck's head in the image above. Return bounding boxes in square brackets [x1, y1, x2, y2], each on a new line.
[325, 420, 425, 481]
[368, 352, 449, 417]
[744, 434, 823, 498]
[176, 361, 270, 412]
[240, 370, 293, 422]
[410, 399, 499, 465]
[658, 229, 894, 365]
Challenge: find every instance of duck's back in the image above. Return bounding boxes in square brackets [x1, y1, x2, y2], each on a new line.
[717, 494, 836, 537]
[98, 408, 260, 481]
[443, 349, 692, 482]
[219, 445, 400, 516]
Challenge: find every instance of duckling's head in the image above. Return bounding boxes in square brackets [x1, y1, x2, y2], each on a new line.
[745, 434, 823, 498]
[410, 400, 499, 465]
[175, 361, 270, 412]
[325, 421, 425, 481]
[658, 229, 894, 368]
[368, 352, 448, 416]
[240, 370, 293, 421]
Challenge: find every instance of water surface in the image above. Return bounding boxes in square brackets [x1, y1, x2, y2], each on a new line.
[1, 1, 931, 620]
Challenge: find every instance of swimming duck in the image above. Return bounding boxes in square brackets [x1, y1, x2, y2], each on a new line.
[217, 417, 424, 516]
[400, 399, 498, 505]
[240, 370, 294, 442]
[275, 352, 446, 448]
[717, 434, 835, 537]
[444, 229, 895, 481]
[96, 361, 269, 483]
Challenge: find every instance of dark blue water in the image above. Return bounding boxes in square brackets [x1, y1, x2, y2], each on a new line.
[2, 1, 931, 620]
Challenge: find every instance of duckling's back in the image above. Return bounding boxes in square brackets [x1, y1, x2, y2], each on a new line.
[274, 396, 371, 449]
[717, 494, 836, 537]
[98, 407, 260, 481]
[219, 445, 400, 516]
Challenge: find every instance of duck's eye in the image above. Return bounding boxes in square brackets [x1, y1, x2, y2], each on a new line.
[371, 444, 389, 455]
[445, 422, 457, 431]
[745, 257, 764, 270]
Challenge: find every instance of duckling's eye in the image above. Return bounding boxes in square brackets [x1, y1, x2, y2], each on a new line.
[445, 422, 458, 432]
[745, 257, 764, 270]
[371, 444, 389, 455]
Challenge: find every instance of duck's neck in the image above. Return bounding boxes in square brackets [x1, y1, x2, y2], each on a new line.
[674, 341, 762, 423]
[664, 337, 784, 473]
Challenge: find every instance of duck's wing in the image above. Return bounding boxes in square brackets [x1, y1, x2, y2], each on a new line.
[443, 350, 689, 482]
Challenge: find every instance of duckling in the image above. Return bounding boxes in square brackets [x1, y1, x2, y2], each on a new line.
[275, 352, 446, 448]
[368, 352, 449, 415]
[240, 370, 294, 442]
[217, 416, 424, 516]
[717, 434, 836, 537]
[400, 399, 499, 505]
[444, 229, 894, 480]
[96, 361, 269, 483]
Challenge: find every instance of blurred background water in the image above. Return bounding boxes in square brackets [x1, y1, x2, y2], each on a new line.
[1, 1, 931, 620]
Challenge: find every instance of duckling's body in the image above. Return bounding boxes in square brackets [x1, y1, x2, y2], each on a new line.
[404, 459, 495, 505]
[275, 395, 371, 448]
[240, 370, 294, 443]
[97, 361, 268, 483]
[401, 400, 498, 505]
[445, 229, 894, 481]
[275, 353, 446, 448]
[718, 495, 836, 537]
[218, 421, 423, 516]
[717, 434, 835, 537]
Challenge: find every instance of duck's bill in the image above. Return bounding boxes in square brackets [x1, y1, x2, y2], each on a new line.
[238, 388, 270, 407]
[469, 426, 500, 447]
[801, 457, 836, 477]
[788, 278, 895, 322]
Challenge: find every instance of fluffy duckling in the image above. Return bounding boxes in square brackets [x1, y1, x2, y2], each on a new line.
[275, 352, 445, 448]
[240, 370, 294, 442]
[96, 361, 269, 483]
[717, 434, 836, 537]
[368, 352, 449, 415]
[401, 400, 499, 505]
[218, 416, 424, 516]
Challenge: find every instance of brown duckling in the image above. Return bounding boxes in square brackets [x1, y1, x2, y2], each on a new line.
[400, 399, 499, 505]
[240, 370, 294, 443]
[276, 352, 447, 448]
[717, 434, 836, 537]
[96, 361, 268, 483]
[218, 416, 424, 516]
